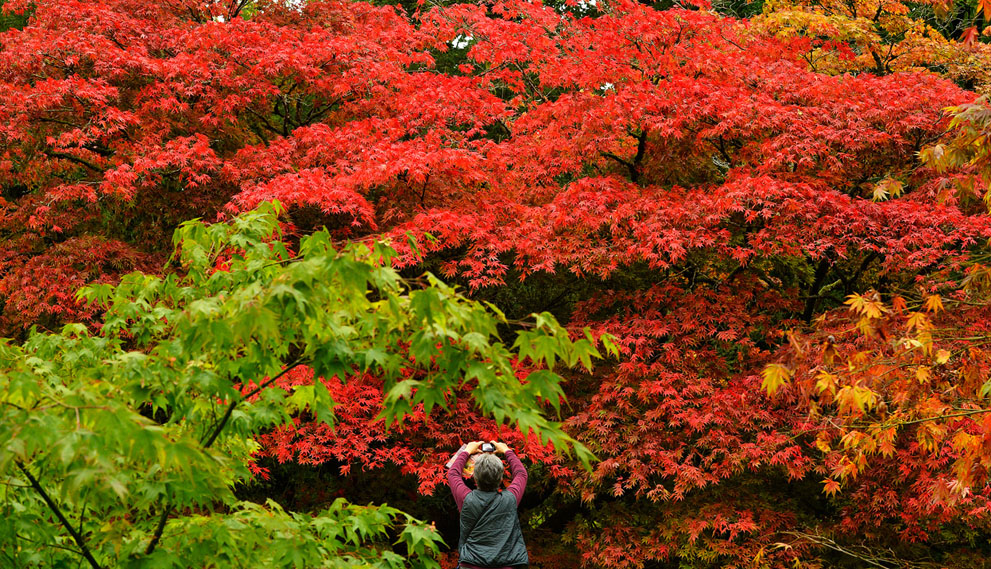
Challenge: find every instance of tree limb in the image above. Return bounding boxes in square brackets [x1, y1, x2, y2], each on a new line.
[15, 460, 103, 569]
[784, 530, 938, 569]
[43, 150, 102, 172]
[202, 359, 306, 448]
[145, 359, 307, 555]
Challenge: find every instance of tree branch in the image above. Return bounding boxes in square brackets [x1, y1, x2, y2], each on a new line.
[601, 151, 634, 169]
[43, 150, 102, 172]
[873, 408, 991, 428]
[630, 129, 648, 184]
[15, 460, 103, 569]
[803, 257, 831, 322]
[784, 531, 937, 569]
[15, 532, 84, 555]
[144, 359, 307, 556]
[202, 359, 306, 448]
[602, 129, 649, 184]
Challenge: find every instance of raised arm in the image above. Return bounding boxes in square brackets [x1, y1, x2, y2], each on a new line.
[447, 441, 482, 511]
[495, 442, 528, 505]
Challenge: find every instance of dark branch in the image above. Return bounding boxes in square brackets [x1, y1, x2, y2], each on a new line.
[602, 129, 649, 184]
[145, 359, 307, 556]
[202, 359, 306, 448]
[43, 150, 102, 172]
[630, 129, 648, 184]
[16, 460, 103, 569]
[803, 257, 832, 322]
[601, 152, 634, 169]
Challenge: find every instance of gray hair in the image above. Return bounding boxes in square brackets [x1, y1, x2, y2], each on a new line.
[473, 454, 504, 491]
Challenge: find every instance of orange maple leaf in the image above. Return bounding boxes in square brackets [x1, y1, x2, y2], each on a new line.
[961, 26, 979, 46]
[982, 0, 991, 23]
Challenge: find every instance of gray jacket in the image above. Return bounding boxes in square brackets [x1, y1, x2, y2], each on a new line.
[458, 489, 528, 567]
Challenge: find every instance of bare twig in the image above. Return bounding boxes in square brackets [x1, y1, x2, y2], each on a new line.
[784, 530, 938, 569]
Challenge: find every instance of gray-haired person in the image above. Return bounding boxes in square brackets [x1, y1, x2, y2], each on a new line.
[446, 440, 529, 569]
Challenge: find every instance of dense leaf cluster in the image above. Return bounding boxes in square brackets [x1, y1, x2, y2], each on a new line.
[0, 203, 607, 567]
[2, 0, 991, 566]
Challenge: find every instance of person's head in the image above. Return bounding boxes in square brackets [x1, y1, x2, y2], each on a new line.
[473, 453, 504, 491]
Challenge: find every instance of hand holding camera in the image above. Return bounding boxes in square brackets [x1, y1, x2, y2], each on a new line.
[464, 440, 511, 455]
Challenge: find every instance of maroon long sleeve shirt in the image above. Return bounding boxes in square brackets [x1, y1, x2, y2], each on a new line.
[447, 450, 528, 569]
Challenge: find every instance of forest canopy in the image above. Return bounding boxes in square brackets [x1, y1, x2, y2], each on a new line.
[2, 0, 991, 566]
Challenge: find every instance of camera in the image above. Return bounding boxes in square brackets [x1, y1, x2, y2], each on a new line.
[480, 442, 497, 453]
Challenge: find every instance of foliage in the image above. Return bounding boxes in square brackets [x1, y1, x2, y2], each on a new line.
[0, 202, 608, 568]
[764, 285, 991, 536]
[2, 0, 991, 566]
[751, 0, 991, 90]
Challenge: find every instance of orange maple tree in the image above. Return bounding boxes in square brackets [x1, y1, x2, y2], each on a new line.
[751, 0, 991, 89]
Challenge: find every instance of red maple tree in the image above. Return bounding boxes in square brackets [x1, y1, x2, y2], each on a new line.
[3, 0, 991, 565]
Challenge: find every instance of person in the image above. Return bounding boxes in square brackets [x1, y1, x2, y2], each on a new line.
[446, 440, 529, 569]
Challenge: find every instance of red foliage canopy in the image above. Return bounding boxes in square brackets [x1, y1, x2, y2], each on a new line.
[3, 0, 990, 565]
